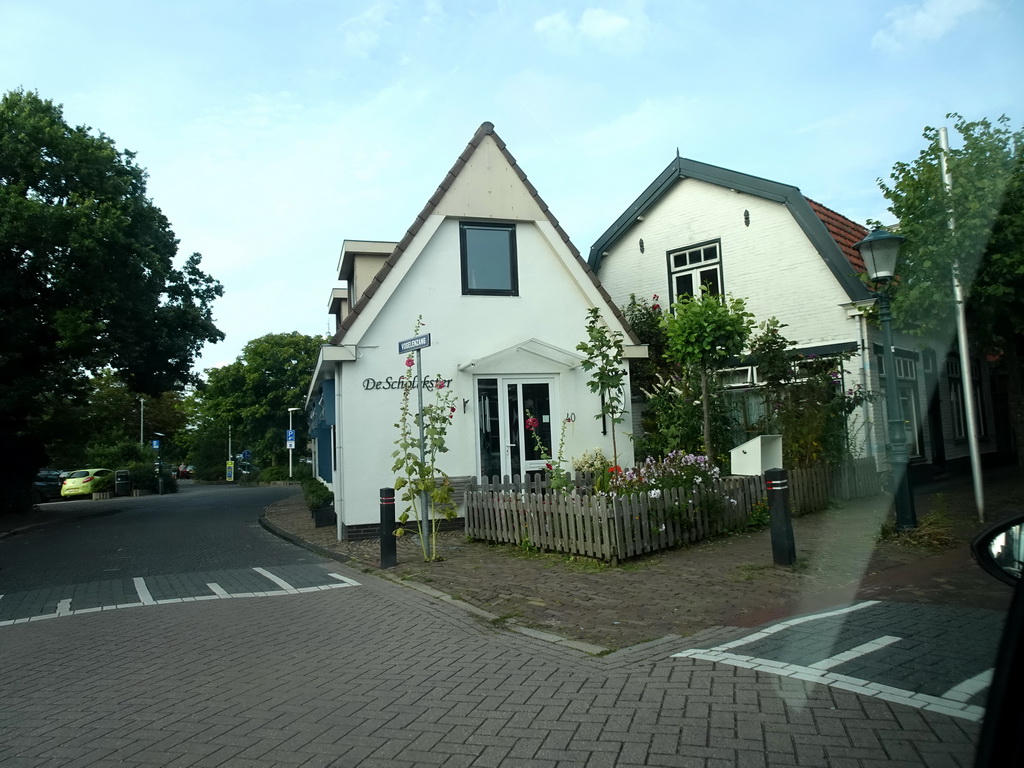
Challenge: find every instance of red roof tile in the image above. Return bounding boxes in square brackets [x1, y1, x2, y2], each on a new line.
[807, 198, 868, 274]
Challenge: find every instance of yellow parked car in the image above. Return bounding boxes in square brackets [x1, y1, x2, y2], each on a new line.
[61, 468, 114, 498]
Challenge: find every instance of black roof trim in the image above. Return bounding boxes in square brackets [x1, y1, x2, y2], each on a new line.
[587, 157, 871, 303]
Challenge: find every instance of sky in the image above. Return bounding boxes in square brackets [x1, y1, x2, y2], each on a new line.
[2, 0, 1021, 373]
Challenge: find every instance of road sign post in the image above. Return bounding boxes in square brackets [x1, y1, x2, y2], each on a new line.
[398, 333, 432, 546]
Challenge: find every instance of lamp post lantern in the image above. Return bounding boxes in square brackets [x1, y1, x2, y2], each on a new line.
[287, 407, 301, 479]
[854, 228, 917, 530]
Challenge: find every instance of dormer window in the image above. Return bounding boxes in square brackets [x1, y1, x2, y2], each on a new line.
[461, 222, 518, 296]
[668, 240, 722, 300]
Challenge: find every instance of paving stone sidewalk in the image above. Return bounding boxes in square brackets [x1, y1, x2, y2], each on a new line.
[263, 468, 1022, 651]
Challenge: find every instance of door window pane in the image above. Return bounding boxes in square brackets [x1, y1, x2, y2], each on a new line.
[477, 379, 501, 479]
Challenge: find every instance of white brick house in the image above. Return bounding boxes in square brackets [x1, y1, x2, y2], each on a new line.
[306, 123, 646, 539]
[587, 155, 998, 476]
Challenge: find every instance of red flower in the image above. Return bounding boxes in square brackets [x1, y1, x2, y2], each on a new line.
[608, 465, 622, 473]
[436, 379, 446, 390]
[450, 406, 457, 413]
[652, 304, 660, 311]
[524, 417, 539, 431]
[545, 462, 553, 470]
[404, 357, 415, 368]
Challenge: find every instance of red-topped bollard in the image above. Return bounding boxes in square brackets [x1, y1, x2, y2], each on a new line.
[765, 468, 796, 566]
[380, 488, 397, 569]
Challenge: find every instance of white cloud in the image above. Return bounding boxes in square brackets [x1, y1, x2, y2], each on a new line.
[533, 5, 649, 51]
[579, 8, 632, 39]
[534, 11, 574, 39]
[340, 2, 394, 58]
[872, 0, 991, 53]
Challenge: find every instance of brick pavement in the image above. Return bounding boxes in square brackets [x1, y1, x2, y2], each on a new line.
[1, 557, 982, 767]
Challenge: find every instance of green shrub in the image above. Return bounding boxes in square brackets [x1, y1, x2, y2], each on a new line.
[123, 462, 178, 494]
[258, 466, 289, 482]
[301, 478, 333, 510]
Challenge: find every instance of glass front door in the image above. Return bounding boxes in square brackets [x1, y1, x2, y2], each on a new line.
[477, 378, 553, 479]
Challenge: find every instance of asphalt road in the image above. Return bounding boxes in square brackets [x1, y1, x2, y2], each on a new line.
[0, 483, 335, 622]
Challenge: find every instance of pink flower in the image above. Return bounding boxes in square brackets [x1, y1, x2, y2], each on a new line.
[545, 462, 552, 470]
[524, 417, 539, 431]
[436, 379, 446, 390]
[404, 357, 414, 368]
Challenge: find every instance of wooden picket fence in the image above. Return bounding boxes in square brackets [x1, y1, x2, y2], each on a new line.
[464, 459, 879, 563]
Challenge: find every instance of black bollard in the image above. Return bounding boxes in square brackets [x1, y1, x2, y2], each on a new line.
[765, 468, 796, 566]
[380, 487, 397, 569]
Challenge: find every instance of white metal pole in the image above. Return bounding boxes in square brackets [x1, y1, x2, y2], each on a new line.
[939, 127, 984, 521]
[288, 409, 294, 479]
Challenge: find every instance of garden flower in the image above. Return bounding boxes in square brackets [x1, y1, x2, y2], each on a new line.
[648, 489, 662, 499]
[436, 379, 446, 390]
[405, 357, 415, 368]
[525, 416, 539, 431]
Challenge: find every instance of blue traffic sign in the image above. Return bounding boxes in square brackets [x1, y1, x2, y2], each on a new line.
[242, 450, 252, 460]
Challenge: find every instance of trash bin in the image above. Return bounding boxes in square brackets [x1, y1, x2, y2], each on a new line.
[114, 469, 132, 497]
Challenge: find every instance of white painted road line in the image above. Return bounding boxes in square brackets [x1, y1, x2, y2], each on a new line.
[713, 601, 880, 650]
[808, 635, 902, 671]
[134, 577, 156, 605]
[253, 567, 299, 593]
[207, 583, 231, 598]
[0, 568, 363, 627]
[328, 573, 360, 587]
[673, 648, 986, 722]
[944, 668, 994, 702]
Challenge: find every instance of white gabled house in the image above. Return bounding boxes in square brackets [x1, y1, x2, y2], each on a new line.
[587, 155, 1000, 477]
[307, 123, 646, 540]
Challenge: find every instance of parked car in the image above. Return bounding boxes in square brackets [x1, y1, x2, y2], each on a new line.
[61, 468, 114, 498]
[33, 469, 65, 502]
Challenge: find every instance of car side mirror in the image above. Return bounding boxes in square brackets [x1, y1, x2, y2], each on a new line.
[970, 514, 1024, 587]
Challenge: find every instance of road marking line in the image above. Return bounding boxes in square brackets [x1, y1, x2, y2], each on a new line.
[328, 573, 360, 587]
[1, 571, 363, 628]
[944, 668, 994, 702]
[207, 583, 230, 598]
[713, 601, 880, 650]
[673, 648, 986, 722]
[134, 577, 156, 605]
[808, 635, 902, 670]
[253, 568, 299, 593]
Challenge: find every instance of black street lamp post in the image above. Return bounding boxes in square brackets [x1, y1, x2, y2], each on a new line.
[854, 228, 917, 530]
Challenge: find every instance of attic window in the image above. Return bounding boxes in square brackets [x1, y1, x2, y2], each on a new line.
[461, 222, 518, 296]
[667, 240, 722, 300]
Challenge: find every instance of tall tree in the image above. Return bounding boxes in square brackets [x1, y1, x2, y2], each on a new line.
[191, 332, 326, 472]
[0, 89, 224, 511]
[878, 114, 1024, 464]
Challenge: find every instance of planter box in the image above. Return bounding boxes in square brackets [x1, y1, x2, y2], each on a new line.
[313, 506, 336, 528]
[92, 492, 113, 500]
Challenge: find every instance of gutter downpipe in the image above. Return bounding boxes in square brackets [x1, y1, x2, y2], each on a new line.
[334, 360, 346, 540]
[940, 127, 984, 522]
